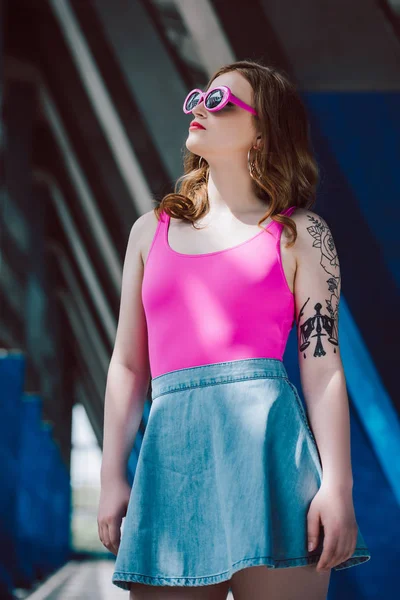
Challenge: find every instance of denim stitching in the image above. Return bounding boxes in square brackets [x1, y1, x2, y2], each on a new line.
[150, 357, 285, 381]
[114, 546, 370, 577]
[113, 548, 371, 587]
[152, 373, 286, 400]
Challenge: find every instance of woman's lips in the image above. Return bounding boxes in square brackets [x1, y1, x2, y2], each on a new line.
[189, 124, 206, 130]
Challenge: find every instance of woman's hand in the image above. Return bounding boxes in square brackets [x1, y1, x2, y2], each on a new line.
[97, 477, 132, 555]
[307, 482, 358, 572]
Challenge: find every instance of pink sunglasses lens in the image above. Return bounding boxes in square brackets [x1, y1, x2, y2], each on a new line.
[204, 88, 226, 110]
[184, 90, 202, 112]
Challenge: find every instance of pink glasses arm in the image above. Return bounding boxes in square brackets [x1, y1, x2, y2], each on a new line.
[228, 91, 258, 116]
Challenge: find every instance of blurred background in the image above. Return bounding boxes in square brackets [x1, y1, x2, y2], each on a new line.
[1, 0, 399, 598]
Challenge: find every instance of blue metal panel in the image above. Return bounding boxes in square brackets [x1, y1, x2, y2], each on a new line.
[0, 352, 25, 593]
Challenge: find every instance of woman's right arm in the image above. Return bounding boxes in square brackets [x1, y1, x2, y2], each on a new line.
[98, 212, 152, 554]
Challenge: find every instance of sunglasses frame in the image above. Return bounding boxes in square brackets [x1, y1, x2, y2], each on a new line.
[183, 85, 258, 116]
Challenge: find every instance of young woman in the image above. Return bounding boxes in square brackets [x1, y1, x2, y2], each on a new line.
[99, 60, 371, 600]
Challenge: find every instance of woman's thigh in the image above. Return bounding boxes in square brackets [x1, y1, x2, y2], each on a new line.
[129, 580, 231, 600]
[230, 564, 331, 600]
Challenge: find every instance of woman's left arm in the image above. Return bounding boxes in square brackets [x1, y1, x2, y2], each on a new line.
[290, 209, 358, 572]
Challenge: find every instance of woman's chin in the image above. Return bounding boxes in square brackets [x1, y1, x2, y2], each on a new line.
[186, 140, 204, 154]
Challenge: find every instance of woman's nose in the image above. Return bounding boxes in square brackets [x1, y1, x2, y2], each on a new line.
[192, 101, 206, 117]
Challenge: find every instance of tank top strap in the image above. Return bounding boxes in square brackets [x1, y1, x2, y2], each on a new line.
[159, 209, 167, 226]
[282, 205, 297, 218]
[160, 209, 171, 247]
[268, 205, 297, 238]
[145, 209, 169, 266]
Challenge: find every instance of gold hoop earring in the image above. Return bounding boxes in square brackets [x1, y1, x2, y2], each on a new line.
[247, 147, 259, 177]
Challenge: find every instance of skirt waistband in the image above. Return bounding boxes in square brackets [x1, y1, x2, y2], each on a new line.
[150, 358, 288, 400]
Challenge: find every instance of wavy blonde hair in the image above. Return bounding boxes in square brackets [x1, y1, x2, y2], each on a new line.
[154, 59, 319, 247]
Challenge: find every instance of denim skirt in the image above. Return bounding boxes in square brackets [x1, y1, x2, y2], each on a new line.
[112, 357, 371, 590]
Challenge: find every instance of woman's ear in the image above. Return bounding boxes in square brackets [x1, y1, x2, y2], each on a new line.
[253, 135, 263, 151]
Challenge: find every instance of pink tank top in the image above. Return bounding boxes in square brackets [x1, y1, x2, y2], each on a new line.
[142, 206, 297, 378]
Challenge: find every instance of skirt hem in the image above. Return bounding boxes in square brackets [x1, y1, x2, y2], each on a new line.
[112, 547, 371, 589]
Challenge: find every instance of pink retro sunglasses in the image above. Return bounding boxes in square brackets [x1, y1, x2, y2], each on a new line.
[183, 85, 258, 116]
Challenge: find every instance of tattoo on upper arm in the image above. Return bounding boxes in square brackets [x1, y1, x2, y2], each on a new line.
[297, 215, 341, 359]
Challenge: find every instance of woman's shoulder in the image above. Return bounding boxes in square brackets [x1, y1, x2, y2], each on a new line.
[286, 207, 336, 262]
[289, 207, 332, 233]
[285, 206, 329, 231]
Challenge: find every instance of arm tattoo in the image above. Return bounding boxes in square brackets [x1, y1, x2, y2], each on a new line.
[298, 215, 341, 359]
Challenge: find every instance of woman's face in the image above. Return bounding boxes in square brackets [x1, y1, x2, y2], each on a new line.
[185, 71, 260, 162]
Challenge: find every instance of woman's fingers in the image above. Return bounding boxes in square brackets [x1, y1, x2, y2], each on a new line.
[307, 510, 320, 552]
[98, 520, 111, 551]
[98, 519, 120, 555]
[330, 528, 358, 569]
[316, 525, 358, 571]
[108, 521, 121, 555]
[316, 528, 338, 572]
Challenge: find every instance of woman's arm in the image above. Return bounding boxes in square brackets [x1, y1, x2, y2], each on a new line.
[291, 209, 353, 490]
[100, 213, 152, 485]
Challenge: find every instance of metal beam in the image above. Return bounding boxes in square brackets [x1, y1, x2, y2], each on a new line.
[46, 241, 110, 374]
[49, 0, 154, 214]
[56, 289, 106, 401]
[34, 170, 117, 346]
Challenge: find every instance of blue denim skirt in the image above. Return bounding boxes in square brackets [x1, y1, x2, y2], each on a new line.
[112, 358, 371, 590]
